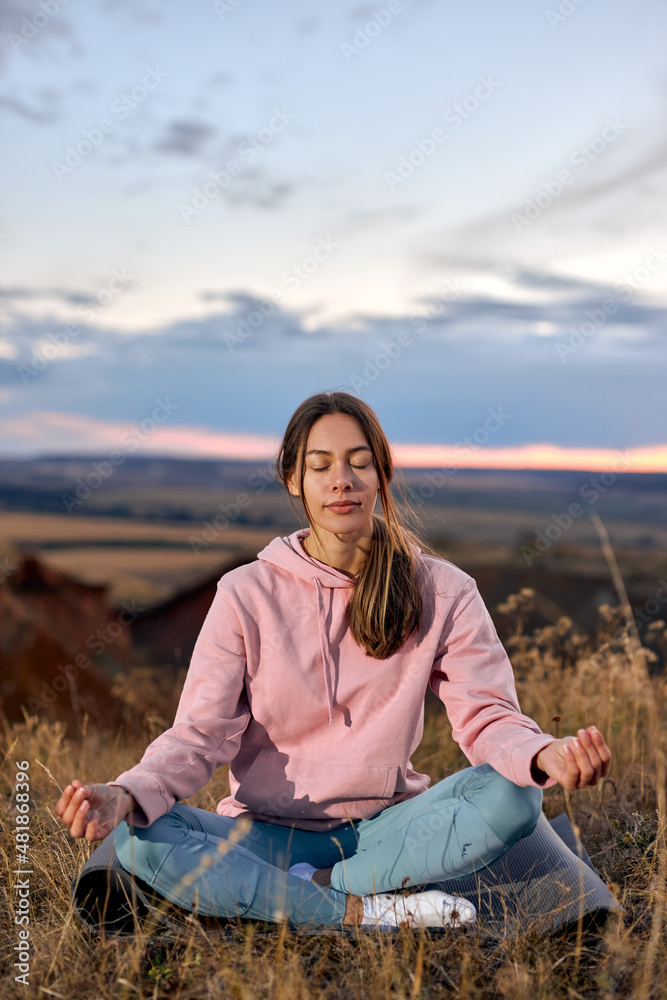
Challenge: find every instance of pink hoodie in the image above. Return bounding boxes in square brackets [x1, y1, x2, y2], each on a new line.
[108, 527, 557, 831]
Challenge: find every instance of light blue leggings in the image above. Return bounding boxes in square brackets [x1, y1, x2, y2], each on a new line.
[112, 764, 542, 927]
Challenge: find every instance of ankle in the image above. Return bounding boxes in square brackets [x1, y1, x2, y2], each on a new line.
[342, 894, 363, 926]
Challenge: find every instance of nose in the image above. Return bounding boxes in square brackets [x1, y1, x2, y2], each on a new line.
[331, 465, 353, 491]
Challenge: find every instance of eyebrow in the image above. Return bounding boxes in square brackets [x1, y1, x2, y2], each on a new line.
[305, 446, 372, 457]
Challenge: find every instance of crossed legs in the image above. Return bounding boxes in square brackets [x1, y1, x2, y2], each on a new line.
[112, 764, 542, 927]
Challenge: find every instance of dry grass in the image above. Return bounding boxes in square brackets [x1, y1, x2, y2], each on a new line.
[1, 594, 666, 1000]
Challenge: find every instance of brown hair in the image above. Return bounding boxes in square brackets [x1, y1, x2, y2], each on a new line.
[274, 390, 451, 659]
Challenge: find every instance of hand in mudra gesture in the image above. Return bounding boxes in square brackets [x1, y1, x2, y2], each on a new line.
[534, 725, 611, 790]
[55, 778, 134, 841]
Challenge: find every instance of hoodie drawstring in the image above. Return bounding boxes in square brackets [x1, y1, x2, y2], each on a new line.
[314, 577, 335, 725]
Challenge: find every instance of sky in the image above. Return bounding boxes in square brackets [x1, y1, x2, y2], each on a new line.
[0, 0, 666, 471]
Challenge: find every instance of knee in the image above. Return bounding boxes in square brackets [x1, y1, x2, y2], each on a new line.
[112, 819, 137, 872]
[112, 806, 187, 877]
[473, 769, 542, 847]
[505, 781, 543, 842]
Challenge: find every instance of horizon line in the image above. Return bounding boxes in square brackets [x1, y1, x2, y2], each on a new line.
[0, 413, 665, 473]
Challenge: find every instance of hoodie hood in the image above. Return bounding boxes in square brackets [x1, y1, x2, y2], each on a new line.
[258, 528, 421, 726]
[257, 527, 359, 588]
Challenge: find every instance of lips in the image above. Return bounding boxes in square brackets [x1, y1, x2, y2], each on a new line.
[327, 501, 360, 508]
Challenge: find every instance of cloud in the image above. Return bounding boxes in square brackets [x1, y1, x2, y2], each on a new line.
[544, 139, 667, 213]
[98, 0, 165, 24]
[295, 18, 320, 36]
[0, 1, 81, 65]
[1, 409, 665, 471]
[414, 137, 667, 280]
[0, 93, 60, 124]
[347, 1, 433, 25]
[348, 6, 378, 21]
[403, 267, 665, 339]
[1, 278, 665, 458]
[509, 268, 610, 295]
[0, 410, 278, 458]
[152, 118, 217, 157]
[0, 285, 97, 306]
[205, 71, 234, 88]
[338, 203, 425, 234]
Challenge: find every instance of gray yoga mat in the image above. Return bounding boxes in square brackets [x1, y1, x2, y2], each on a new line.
[69, 812, 621, 938]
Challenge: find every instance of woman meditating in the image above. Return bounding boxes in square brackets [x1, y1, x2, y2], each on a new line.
[56, 390, 611, 930]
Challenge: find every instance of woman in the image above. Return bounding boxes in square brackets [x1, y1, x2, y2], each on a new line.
[56, 391, 611, 930]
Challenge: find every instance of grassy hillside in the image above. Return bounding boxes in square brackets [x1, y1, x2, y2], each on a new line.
[1, 591, 666, 999]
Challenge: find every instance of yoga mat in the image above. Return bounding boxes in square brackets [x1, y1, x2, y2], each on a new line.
[69, 812, 621, 938]
[431, 812, 621, 939]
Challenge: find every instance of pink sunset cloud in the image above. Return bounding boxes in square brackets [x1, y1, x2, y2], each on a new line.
[1, 411, 665, 472]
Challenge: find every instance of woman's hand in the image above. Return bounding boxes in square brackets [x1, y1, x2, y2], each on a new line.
[55, 778, 135, 842]
[533, 726, 611, 790]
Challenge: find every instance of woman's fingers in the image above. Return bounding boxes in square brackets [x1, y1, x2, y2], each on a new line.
[566, 727, 612, 788]
[575, 729, 603, 785]
[559, 742, 582, 789]
[84, 810, 103, 841]
[56, 781, 130, 841]
[569, 737, 596, 788]
[69, 792, 92, 839]
[56, 781, 93, 838]
[55, 782, 77, 817]
[578, 726, 612, 786]
[590, 726, 612, 777]
[537, 726, 612, 791]
[60, 785, 85, 824]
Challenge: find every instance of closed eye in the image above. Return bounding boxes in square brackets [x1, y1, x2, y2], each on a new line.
[312, 465, 368, 471]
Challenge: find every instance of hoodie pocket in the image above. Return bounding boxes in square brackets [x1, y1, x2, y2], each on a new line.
[235, 749, 399, 820]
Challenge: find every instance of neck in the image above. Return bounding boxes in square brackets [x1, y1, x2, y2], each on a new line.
[302, 529, 371, 578]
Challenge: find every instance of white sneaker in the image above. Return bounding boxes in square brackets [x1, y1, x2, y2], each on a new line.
[287, 864, 476, 929]
[362, 889, 476, 929]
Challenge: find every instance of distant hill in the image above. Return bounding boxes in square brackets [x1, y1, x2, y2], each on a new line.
[0, 454, 665, 526]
